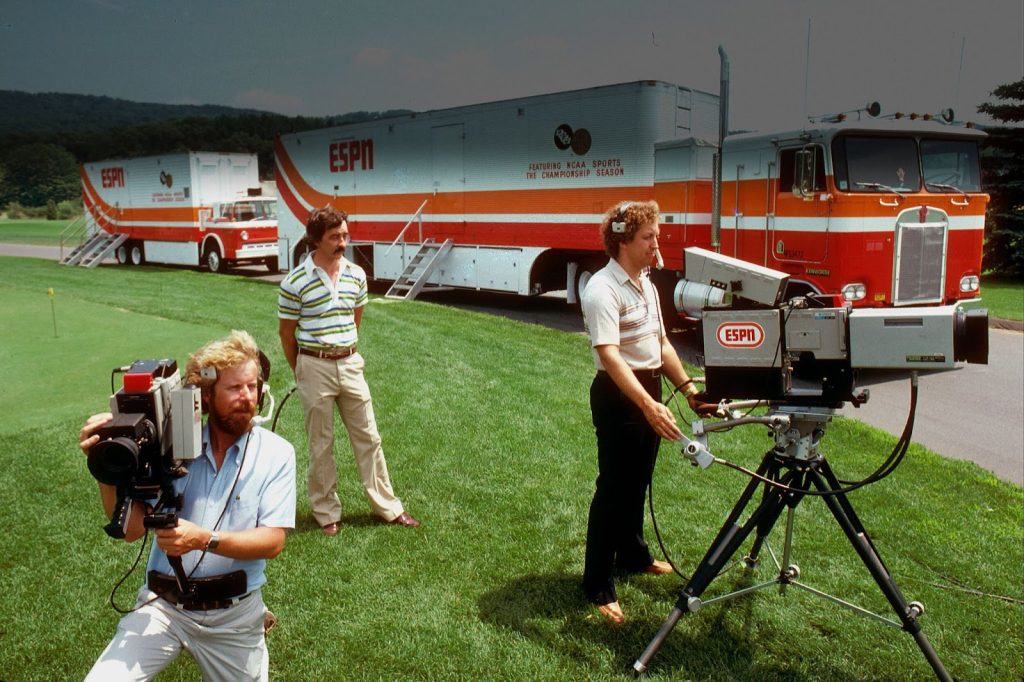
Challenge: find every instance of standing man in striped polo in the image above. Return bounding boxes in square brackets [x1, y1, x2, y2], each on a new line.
[580, 200, 716, 623]
[278, 206, 419, 535]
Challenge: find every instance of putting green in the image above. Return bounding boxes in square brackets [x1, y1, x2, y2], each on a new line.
[0, 285, 224, 435]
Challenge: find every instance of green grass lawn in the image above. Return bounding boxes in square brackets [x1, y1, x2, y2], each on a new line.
[0, 218, 79, 246]
[0, 256, 1021, 681]
[977, 278, 1024, 321]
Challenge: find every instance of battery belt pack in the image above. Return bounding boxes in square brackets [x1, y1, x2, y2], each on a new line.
[148, 569, 247, 603]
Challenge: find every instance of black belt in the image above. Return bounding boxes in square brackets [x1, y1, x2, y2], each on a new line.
[148, 570, 249, 611]
[299, 345, 357, 360]
[597, 367, 662, 380]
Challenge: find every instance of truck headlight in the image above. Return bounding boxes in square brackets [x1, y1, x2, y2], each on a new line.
[841, 283, 866, 301]
[959, 275, 980, 292]
[240, 230, 249, 241]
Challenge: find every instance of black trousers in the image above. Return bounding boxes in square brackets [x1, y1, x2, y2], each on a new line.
[583, 370, 662, 605]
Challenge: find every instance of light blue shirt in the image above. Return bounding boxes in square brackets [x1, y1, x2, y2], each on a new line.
[146, 425, 296, 594]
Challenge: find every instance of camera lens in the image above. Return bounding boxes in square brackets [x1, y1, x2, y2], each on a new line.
[88, 437, 141, 487]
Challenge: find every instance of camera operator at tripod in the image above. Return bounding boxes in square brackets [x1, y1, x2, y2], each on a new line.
[580, 200, 720, 624]
[78, 330, 296, 682]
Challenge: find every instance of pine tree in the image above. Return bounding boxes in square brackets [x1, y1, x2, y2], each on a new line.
[978, 79, 1024, 278]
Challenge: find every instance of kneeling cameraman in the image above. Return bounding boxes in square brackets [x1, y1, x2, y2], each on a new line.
[78, 330, 296, 681]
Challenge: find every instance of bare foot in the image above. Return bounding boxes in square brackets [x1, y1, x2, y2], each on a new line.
[597, 601, 625, 624]
[646, 559, 673, 575]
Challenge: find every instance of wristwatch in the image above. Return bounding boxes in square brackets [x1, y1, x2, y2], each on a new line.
[206, 530, 220, 552]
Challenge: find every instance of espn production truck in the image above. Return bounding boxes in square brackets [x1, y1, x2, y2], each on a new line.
[75, 152, 279, 272]
[273, 79, 987, 316]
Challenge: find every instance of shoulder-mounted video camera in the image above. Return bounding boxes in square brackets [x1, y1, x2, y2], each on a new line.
[87, 359, 202, 538]
[680, 247, 988, 407]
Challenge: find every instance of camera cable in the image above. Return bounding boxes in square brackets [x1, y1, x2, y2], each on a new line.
[270, 386, 298, 433]
[649, 376, 755, 582]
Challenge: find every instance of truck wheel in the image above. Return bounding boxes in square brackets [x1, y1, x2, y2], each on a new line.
[129, 244, 145, 266]
[204, 245, 223, 273]
[572, 260, 601, 308]
[265, 257, 279, 272]
[115, 244, 129, 265]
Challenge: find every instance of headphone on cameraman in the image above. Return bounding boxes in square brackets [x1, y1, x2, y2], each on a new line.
[610, 202, 632, 235]
[199, 350, 272, 414]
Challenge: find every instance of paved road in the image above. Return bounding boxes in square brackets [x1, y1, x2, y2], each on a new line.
[836, 330, 1022, 485]
[5, 243, 1021, 485]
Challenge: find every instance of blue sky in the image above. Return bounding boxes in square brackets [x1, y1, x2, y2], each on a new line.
[2, 0, 1021, 132]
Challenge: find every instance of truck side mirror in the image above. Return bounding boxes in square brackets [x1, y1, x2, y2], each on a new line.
[793, 147, 816, 201]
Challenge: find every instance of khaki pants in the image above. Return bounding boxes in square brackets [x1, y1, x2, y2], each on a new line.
[296, 352, 404, 525]
[85, 589, 268, 682]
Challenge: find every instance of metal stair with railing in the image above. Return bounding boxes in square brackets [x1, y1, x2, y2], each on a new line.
[62, 230, 126, 267]
[384, 238, 454, 300]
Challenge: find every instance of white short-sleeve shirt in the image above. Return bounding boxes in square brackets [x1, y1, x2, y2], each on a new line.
[581, 258, 665, 371]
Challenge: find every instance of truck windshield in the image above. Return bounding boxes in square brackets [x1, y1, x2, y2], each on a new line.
[921, 139, 981, 193]
[832, 136, 921, 193]
[229, 200, 278, 221]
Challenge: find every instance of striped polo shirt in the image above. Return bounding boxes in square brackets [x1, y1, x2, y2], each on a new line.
[581, 258, 665, 371]
[278, 254, 368, 350]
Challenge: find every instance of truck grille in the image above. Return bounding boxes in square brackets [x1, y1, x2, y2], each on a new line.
[893, 208, 948, 305]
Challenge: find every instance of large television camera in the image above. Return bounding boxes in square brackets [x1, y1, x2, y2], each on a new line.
[683, 248, 989, 406]
[634, 249, 989, 678]
[87, 359, 202, 539]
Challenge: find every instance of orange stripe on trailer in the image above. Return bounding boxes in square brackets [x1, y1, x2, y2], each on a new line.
[274, 136, 336, 209]
[654, 180, 713, 213]
[345, 186, 654, 215]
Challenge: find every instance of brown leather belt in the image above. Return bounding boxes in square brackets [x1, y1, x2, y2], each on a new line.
[148, 570, 249, 611]
[299, 345, 357, 360]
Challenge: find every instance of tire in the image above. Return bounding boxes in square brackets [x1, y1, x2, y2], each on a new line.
[204, 245, 223, 273]
[265, 256, 279, 273]
[129, 244, 145, 266]
[572, 260, 602, 309]
[115, 244, 129, 265]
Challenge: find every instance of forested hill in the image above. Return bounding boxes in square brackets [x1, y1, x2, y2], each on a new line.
[0, 90, 273, 136]
[0, 91, 413, 209]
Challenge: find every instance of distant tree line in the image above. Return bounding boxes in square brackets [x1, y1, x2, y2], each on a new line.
[0, 93, 410, 217]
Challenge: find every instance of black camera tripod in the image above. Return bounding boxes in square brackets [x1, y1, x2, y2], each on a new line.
[634, 407, 952, 681]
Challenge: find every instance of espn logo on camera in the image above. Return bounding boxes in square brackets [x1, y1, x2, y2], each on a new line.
[716, 322, 765, 348]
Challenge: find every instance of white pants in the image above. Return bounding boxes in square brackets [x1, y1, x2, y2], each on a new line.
[84, 589, 268, 682]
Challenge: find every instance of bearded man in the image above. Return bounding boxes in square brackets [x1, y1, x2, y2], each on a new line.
[78, 330, 296, 681]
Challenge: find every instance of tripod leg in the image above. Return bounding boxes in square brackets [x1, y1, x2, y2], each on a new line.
[634, 453, 792, 674]
[745, 463, 807, 565]
[808, 460, 952, 682]
[683, 453, 789, 594]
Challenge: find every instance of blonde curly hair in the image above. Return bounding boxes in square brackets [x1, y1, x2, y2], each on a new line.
[185, 330, 262, 388]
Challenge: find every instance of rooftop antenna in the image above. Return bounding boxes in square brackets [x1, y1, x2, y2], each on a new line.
[954, 35, 966, 119]
[803, 18, 812, 122]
